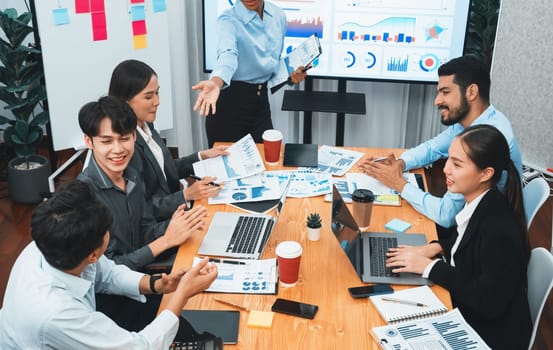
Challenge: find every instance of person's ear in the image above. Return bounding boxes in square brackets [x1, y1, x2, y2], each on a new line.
[84, 134, 94, 149]
[466, 83, 479, 102]
[480, 166, 495, 183]
[88, 251, 100, 263]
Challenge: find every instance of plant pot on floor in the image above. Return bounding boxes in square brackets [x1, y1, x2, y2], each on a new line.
[8, 154, 50, 204]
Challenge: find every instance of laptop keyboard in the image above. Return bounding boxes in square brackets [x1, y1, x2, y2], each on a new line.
[368, 236, 399, 277]
[226, 216, 266, 254]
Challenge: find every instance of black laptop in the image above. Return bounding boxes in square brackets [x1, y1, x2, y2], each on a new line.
[331, 184, 430, 285]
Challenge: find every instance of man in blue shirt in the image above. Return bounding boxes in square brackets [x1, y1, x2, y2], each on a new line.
[0, 180, 217, 349]
[359, 55, 522, 228]
[192, 0, 308, 146]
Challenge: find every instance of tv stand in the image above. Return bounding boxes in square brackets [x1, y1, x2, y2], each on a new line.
[281, 78, 366, 146]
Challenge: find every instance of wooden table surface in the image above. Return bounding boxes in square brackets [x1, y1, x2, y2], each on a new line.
[159, 146, 451, 349]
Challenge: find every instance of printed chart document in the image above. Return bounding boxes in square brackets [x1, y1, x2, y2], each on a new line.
[193, 134, 265, 182]
[371, 308, 491, 350]
[208, 171, 291, 205]
[193, 257, 277, 294]
[302, 145, 364, 176]
[269, 34, 322, 93]
[287, 170, 332, 198]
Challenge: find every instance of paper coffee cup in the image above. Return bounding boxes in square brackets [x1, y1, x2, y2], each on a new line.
[262, 129, 283, 164]
[276, 241, 302, 287]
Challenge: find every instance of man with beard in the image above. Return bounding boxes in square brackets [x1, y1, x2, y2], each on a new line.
[358, 55, 522, 228]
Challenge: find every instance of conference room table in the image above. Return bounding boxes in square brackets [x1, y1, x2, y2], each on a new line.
[159, 146, 451, 349]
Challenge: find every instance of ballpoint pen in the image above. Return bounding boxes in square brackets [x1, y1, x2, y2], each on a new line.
[215, 298, 249, 312]
[188, 174, 220, 187]
[209, 258, 246, 265]
[380, 297, 428, 307]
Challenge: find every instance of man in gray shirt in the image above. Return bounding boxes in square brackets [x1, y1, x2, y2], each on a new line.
[77, 96, 208, 331]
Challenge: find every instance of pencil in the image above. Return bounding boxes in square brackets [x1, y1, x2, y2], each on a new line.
[215, 298, 249, 311]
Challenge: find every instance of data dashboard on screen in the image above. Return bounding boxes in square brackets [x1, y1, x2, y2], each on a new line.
[203, 0, 471, 83]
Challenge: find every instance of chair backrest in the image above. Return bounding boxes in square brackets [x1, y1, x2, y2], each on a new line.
[527, 247, 553, 349]
[523, 177, 550, 229]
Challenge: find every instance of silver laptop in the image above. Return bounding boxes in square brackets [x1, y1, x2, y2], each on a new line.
[198, 181, 289, 259]
[331, 184, 430, 285]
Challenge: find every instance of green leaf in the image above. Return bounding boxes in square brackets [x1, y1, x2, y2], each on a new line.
[29, 111, 49, 127]
[14, 119, 29, 138]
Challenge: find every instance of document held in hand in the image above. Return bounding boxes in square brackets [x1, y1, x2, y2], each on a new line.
[269, 34, 322, 93]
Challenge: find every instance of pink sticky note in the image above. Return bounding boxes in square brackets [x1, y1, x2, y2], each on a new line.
[91, 12, 107, 41]
[75, 0, 90, 13]
[90, 0, 105, 13]
[132, 20, 147, 36]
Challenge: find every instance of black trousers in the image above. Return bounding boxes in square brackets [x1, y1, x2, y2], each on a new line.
[96, 293, 162, 332]
[206, 81, 272, 147]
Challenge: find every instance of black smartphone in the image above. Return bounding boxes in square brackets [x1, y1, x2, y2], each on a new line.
[348, 284, 393, 298]
[271, 298, 319, 319]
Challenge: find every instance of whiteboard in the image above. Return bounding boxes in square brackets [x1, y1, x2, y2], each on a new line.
[491, 0, 553, 174]
[34, 1, 173, 151]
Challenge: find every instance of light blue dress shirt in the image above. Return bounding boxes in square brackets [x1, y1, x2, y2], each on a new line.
[210, 0, 286, 86]
[0, 242, 179, 349]
[399, 104, 523, 228]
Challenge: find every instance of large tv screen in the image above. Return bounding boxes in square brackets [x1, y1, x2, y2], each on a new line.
[203, 0, 471, 83]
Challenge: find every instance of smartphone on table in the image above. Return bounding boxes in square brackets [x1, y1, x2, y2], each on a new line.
[271, 298, 319, 319]
[348, 284, 393, 298]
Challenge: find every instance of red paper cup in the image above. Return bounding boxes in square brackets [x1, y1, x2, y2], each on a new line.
[262, 129, 283, 164]
[276, 241, 302, 287]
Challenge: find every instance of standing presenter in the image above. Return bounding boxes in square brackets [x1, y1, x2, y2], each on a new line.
[193, 0, 308, 147]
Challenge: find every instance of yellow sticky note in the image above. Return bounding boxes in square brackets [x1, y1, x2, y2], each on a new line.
[247, 310, 274, 329]
[133, 35, 147, 49]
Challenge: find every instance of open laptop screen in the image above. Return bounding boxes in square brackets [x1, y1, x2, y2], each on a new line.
[331, 185, 360, 254]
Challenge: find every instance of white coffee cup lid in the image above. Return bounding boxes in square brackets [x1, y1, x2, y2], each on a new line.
[276, 241, 302, 259]
[262, 129, 283, 141]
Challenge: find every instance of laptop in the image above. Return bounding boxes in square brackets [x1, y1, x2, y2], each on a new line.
[331, 184, 430, 285]
[198, 180, 289, 259]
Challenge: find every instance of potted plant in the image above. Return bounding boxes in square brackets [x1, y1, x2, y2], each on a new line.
[306, 212, 322, 241]
[464, 0, 500, 70]
[0, 7, 50, 203]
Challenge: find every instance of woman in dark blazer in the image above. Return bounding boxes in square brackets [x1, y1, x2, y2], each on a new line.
[386, 124, 531, 349]
[109, 60, 228, 221]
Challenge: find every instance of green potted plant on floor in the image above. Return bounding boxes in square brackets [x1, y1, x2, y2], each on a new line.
[0, 7, 50, 203]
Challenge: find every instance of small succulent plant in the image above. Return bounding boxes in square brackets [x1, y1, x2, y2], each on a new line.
[306, 212, 322, 229]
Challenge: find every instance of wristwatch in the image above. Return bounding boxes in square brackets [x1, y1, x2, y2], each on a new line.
[149, 274, 162, 294]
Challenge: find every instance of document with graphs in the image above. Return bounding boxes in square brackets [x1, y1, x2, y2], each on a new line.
[193, 134, 265, 183]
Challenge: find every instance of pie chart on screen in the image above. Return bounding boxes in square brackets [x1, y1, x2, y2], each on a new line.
[419, 54, 439, 72]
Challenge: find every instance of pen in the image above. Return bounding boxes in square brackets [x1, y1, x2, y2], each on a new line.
[372, 156, 387, 163]
[215, 298, 249, 312]
[301, 65, 313, 73]
[380, 297, 428, 307]
[188, 174, 220, 187]
[209, 258, 246, 265]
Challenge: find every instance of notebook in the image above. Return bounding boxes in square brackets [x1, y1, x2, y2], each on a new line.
[331, 184, 430, 285]
[180, 310, 240, 344]
[369, 285, 448, 324]
[198, 183, 288, 259]
[371, 308, 491, 350]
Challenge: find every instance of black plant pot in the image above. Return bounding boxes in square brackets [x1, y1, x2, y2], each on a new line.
[7, 155, 51, 204]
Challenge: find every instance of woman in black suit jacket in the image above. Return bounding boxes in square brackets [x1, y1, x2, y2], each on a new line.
[109, 60, 228, 221]
[386, 124, 531, 349]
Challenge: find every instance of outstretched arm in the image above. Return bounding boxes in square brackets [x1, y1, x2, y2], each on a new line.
[192, 77, 224, 116]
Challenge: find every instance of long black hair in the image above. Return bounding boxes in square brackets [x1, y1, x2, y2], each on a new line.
[108, 59, 157, 101]
[457, 124, 529, 260]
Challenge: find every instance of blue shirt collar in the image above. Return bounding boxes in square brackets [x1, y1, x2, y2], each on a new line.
[235, 1, 273, 24]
